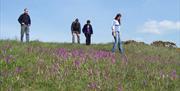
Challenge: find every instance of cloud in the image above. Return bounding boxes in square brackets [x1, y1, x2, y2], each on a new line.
[139, 20, 180, 34]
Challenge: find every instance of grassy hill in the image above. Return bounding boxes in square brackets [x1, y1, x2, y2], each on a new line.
[0, 40, 180, 91]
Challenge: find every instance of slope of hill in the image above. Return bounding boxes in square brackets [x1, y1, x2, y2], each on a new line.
[0, 40, 180, 91]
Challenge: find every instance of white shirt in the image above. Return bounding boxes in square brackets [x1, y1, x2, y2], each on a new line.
[112, 19, 120, 32]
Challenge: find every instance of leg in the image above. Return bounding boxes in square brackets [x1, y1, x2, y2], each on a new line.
[20, 25, 25, 42]
[77, 33, 80, 44]
[88, 34, 91, 45]
[85, 33, 88, 45]
[112, 32, 118, 53]
[118, 32, 124, 54]
[25, 25, 30, 42]
[72, 32, 75, 43]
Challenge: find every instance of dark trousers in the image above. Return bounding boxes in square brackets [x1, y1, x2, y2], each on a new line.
[85, 33, 91, 45]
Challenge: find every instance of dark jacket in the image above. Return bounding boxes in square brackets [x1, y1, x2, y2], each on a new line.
[82, 24, 93, 34]
[18, 13, 31, 25]
[71, 21, 81, 33]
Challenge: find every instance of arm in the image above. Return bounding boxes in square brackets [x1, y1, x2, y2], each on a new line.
[28, 15, 31, 26]
[71, 22, 74, 32]
[90, 25, 93, 34]
[111, 20, 116, 36]
[112, 20, 115, 32]
[79, 23, 81, 34]
[18, 14, 23, 25]
[82, 25, 85, 33]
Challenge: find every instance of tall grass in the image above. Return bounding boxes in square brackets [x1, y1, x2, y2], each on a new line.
[0, 40, 179, 91]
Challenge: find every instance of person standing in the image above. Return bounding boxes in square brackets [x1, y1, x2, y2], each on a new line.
[82, 20, 93, 45]
[111, 13, 124, 54]
[18, 8, 31, 42]
[71, 18, 81, 44]
[111, 13, 128, 62]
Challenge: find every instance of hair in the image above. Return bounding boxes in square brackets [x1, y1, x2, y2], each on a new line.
[24, 8, 28, 14]
[75, 18, 79, 22]
[87, 20, 90, 24]
[24, 8, 28, 11]
[114, 13, 121, 25]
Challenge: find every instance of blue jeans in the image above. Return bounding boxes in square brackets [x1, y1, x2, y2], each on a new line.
[112, 31, 124, 54]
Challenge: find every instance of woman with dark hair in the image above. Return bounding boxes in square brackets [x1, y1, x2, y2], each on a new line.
[111, 13, 124, 54]
[83, 20, 93, 45]
[111, 13, 128, 62]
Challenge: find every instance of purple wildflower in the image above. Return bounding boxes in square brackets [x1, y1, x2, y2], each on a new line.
[15, 66, 23, 74]
[52, 63, 59, 72]
[4, 55, 13, 64]
[74, 60, 81, 68]
[170, 70, 177, 80]
[160, 71, 165, 79]
[88, 82, 97, 89]
[57, 48, 69, 60]
[118, 82, 123, 91]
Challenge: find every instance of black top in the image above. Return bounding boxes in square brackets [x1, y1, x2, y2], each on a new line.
[71, 21, 81, 33]
[18, 13, 31, 25]
[82, 24, 93, 34]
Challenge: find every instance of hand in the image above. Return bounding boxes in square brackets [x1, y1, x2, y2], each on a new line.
[22, 22, 25, 25]
[112, 31, 116, 37]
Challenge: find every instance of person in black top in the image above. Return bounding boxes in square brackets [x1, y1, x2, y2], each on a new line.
[18, 8, 31, 42]
[82, 20, 93, 45]
[71, 18, 81, 44]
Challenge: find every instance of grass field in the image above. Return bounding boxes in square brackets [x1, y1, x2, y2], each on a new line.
[0, 40, 180, 91]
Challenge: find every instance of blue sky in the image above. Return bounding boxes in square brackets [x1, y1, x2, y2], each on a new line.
[0, 0, 180, 46]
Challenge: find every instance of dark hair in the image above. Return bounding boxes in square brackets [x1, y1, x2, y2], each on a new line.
[75, 18, 79, 22]
[24, 8, 28, 11]
[87, 20, 90, 24]
[115, 13, 121, 25]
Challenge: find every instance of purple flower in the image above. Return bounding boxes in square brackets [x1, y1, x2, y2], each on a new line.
[171, 70, 177, 80]
[74, 60, 81, 68]
[88, 82, 97, 89]
[52, 63, 59, 72]
[49, 63, 60, 75]
[159, 71, 165, 79]
[71, 50, 79, 57]
[15, 66, 22, 74]
[4, 55, 13, 64]
[92, 50, 113, 61]
[57, 48, 69, 60]
[118, 82, 123, 91]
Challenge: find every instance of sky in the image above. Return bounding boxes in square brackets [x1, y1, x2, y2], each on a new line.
[0, 0, 180, 47]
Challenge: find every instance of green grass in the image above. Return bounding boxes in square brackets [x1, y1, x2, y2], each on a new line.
[0, 40, 180, 91]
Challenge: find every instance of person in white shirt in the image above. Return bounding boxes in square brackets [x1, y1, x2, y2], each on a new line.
[111, 13, 124, 54]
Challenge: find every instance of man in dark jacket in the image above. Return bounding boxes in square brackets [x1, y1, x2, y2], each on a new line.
[71, 18, 81, 44]
[82, 20, 93, 45]
[18, 8, 31, 42]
